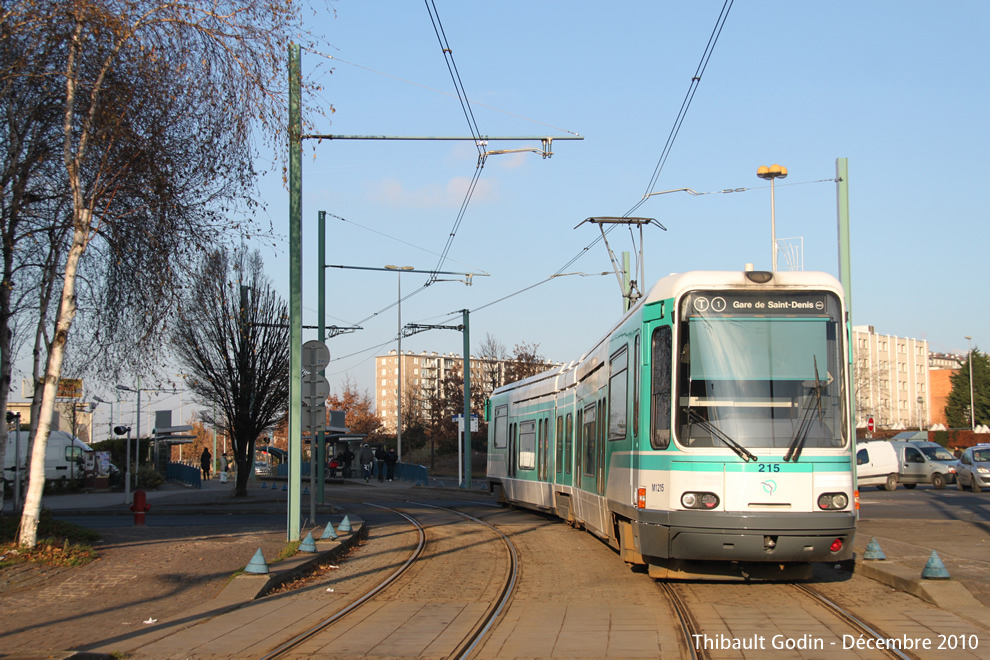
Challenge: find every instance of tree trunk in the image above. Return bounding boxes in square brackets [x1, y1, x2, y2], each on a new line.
[18, 217, 89, 547]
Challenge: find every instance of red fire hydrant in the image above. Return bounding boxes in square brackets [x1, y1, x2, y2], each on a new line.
[130, 489, 151, 526]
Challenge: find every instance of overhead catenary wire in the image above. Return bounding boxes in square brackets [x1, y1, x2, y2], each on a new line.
[423, 0, 488, 283]
[626, 0, 735, 218]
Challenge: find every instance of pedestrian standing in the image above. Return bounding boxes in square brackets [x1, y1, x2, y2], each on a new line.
[220, 453, 229, 483]
[385, 448, 397, 482]
[359, 443, 375, 483]
[200, 448, 212, 480]
[375, 445, 387, 482]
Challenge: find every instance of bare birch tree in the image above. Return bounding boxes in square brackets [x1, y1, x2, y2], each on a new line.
[5, 0, 321, 547]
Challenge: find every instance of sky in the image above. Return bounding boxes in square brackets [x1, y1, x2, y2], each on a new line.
[35, 1, 990, 434]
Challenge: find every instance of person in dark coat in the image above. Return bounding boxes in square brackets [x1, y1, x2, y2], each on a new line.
[375, 445, 388, 482]
[385, 448, 398, 482]
[359, 443, 375, 482]
[200, 448, 212, 480]
[341, 448, 355, 478]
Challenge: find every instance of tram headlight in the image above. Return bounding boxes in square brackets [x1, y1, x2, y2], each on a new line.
[681, 492, 720, 509]
[817, 492, 849, 510]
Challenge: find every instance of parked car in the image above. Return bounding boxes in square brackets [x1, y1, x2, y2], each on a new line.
[888, 440, 955, 490]
[907, 440, 958, 487]
[955, 444, 990, 493]
[856, 440, 900, 491]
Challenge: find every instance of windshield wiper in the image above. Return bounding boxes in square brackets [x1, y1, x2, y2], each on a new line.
[784, 356, 826, 462]
[687, 409, 758, 462]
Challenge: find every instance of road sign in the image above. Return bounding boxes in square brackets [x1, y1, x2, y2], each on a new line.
[453, 414, 479, 432]
[301, 373, 330, 406]
[302, 406, 327, 433]
[302, 340, 330, 373]
[867, 416, 875, 433]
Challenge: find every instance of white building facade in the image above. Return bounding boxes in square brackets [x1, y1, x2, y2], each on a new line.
[851, 325, 930, 430]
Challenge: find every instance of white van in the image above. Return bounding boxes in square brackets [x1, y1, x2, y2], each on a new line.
[3, 430, 92, 486]
[856, 440, 900, 491]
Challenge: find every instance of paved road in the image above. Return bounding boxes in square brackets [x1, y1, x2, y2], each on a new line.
[1, 478, 988, 658]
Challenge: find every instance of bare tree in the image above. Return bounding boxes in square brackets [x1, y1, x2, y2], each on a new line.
[173, 250, 289, 497]
[7, 0, 321, 547]
[504, 341, 554, 384]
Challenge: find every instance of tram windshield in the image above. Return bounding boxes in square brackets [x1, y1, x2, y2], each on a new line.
[674, 290, 847, 452]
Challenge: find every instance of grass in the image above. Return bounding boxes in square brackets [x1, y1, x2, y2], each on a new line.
[0, 508, 100, 568]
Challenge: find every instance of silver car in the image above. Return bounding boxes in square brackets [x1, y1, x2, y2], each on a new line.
[955, 444, 990, 493]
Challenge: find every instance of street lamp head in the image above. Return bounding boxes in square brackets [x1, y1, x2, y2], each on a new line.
[757, 164, 788, 180]
[93, 395, 107, 404]
[385, 264, 414, 271]
[115, 384, 133, 392]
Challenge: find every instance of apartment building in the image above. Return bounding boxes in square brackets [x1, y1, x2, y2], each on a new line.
[851, 326, 930, 429]
[375, 350, 529, 433]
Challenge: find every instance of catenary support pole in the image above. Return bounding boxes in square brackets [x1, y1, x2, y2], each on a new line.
[287, 43, 302, 541]
[317, 210, 326, 504]
[462, 309, 472, 489]
[836, 157, 855, 428]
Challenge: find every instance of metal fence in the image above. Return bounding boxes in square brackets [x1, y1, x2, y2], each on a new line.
[166, 462, 202, 488]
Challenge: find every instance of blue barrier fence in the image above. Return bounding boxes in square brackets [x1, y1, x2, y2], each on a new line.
[274, 461, 428, 483]
[166, 462, 202, 488]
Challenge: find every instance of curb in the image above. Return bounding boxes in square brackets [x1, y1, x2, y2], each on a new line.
[224, 518, 367, 602]
[855, 559, 990, 629]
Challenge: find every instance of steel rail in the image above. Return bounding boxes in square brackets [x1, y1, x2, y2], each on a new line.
[259, 504, 425, 660]
[413, 502, 520, 659]
[655, 582, 705, 660]
[794, 584, 914, 660]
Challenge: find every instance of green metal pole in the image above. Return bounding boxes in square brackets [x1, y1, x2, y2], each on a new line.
[462, 309, 471, 489]
[836, 157, 856, 436]
[287, 43, 302, 541]
[317, 210, 326, 505]
[836, 158, 852, 318]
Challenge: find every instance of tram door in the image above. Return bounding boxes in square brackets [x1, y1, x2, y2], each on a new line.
[539, 417, 550, 481]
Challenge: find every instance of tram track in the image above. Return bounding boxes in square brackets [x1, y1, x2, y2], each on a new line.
[655, 582, 708, 660]
[260, 501, 518, 660]
[793, 583, 914, 660]
[653, 579, 917, 660]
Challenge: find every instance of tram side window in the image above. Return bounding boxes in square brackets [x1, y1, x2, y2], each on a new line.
[519, 420, 536, 470]
[633, 334, 640, 438]
[565, 413, 573, 474]
[493, 406, 508, 448]
[583, 404, 596, 476]
[555, 416, 563, 474]
[608, 346, 628, 442]
[651, 326, 672, 449]
[575, 410, 583, 476]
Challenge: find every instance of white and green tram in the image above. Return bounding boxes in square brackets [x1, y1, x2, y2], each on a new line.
[486, 268, 856, 580]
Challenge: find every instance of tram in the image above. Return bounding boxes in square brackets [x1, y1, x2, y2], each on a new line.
[486, 268, 856, 580]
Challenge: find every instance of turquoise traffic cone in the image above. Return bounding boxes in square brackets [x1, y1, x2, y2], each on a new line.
[922, 551, 951, 580]
[299, 532, 317, 553]
[338, 515, 352, 533]
[863, 537, 887, 561]
[320, 522, 338, 540]
[244, 548, 269, 574]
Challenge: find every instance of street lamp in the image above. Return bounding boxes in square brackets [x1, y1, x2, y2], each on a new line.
[116, 382, 142, 497]
[385, 264, 414, 462]
[113, 425, 132, 503]
[757, 164, 788, 271]
[966, 336, 975, 430]
[93, 396, 112, 443]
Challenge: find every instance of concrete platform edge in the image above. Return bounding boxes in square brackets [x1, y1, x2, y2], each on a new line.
[856, 559, 990, 629]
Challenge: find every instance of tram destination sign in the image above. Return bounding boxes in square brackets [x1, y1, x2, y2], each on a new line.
[685, 291, 831, 317]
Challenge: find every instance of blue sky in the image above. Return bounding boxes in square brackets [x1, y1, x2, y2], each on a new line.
[246, 0, 988, 402]
[42, 2, 990, 431]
